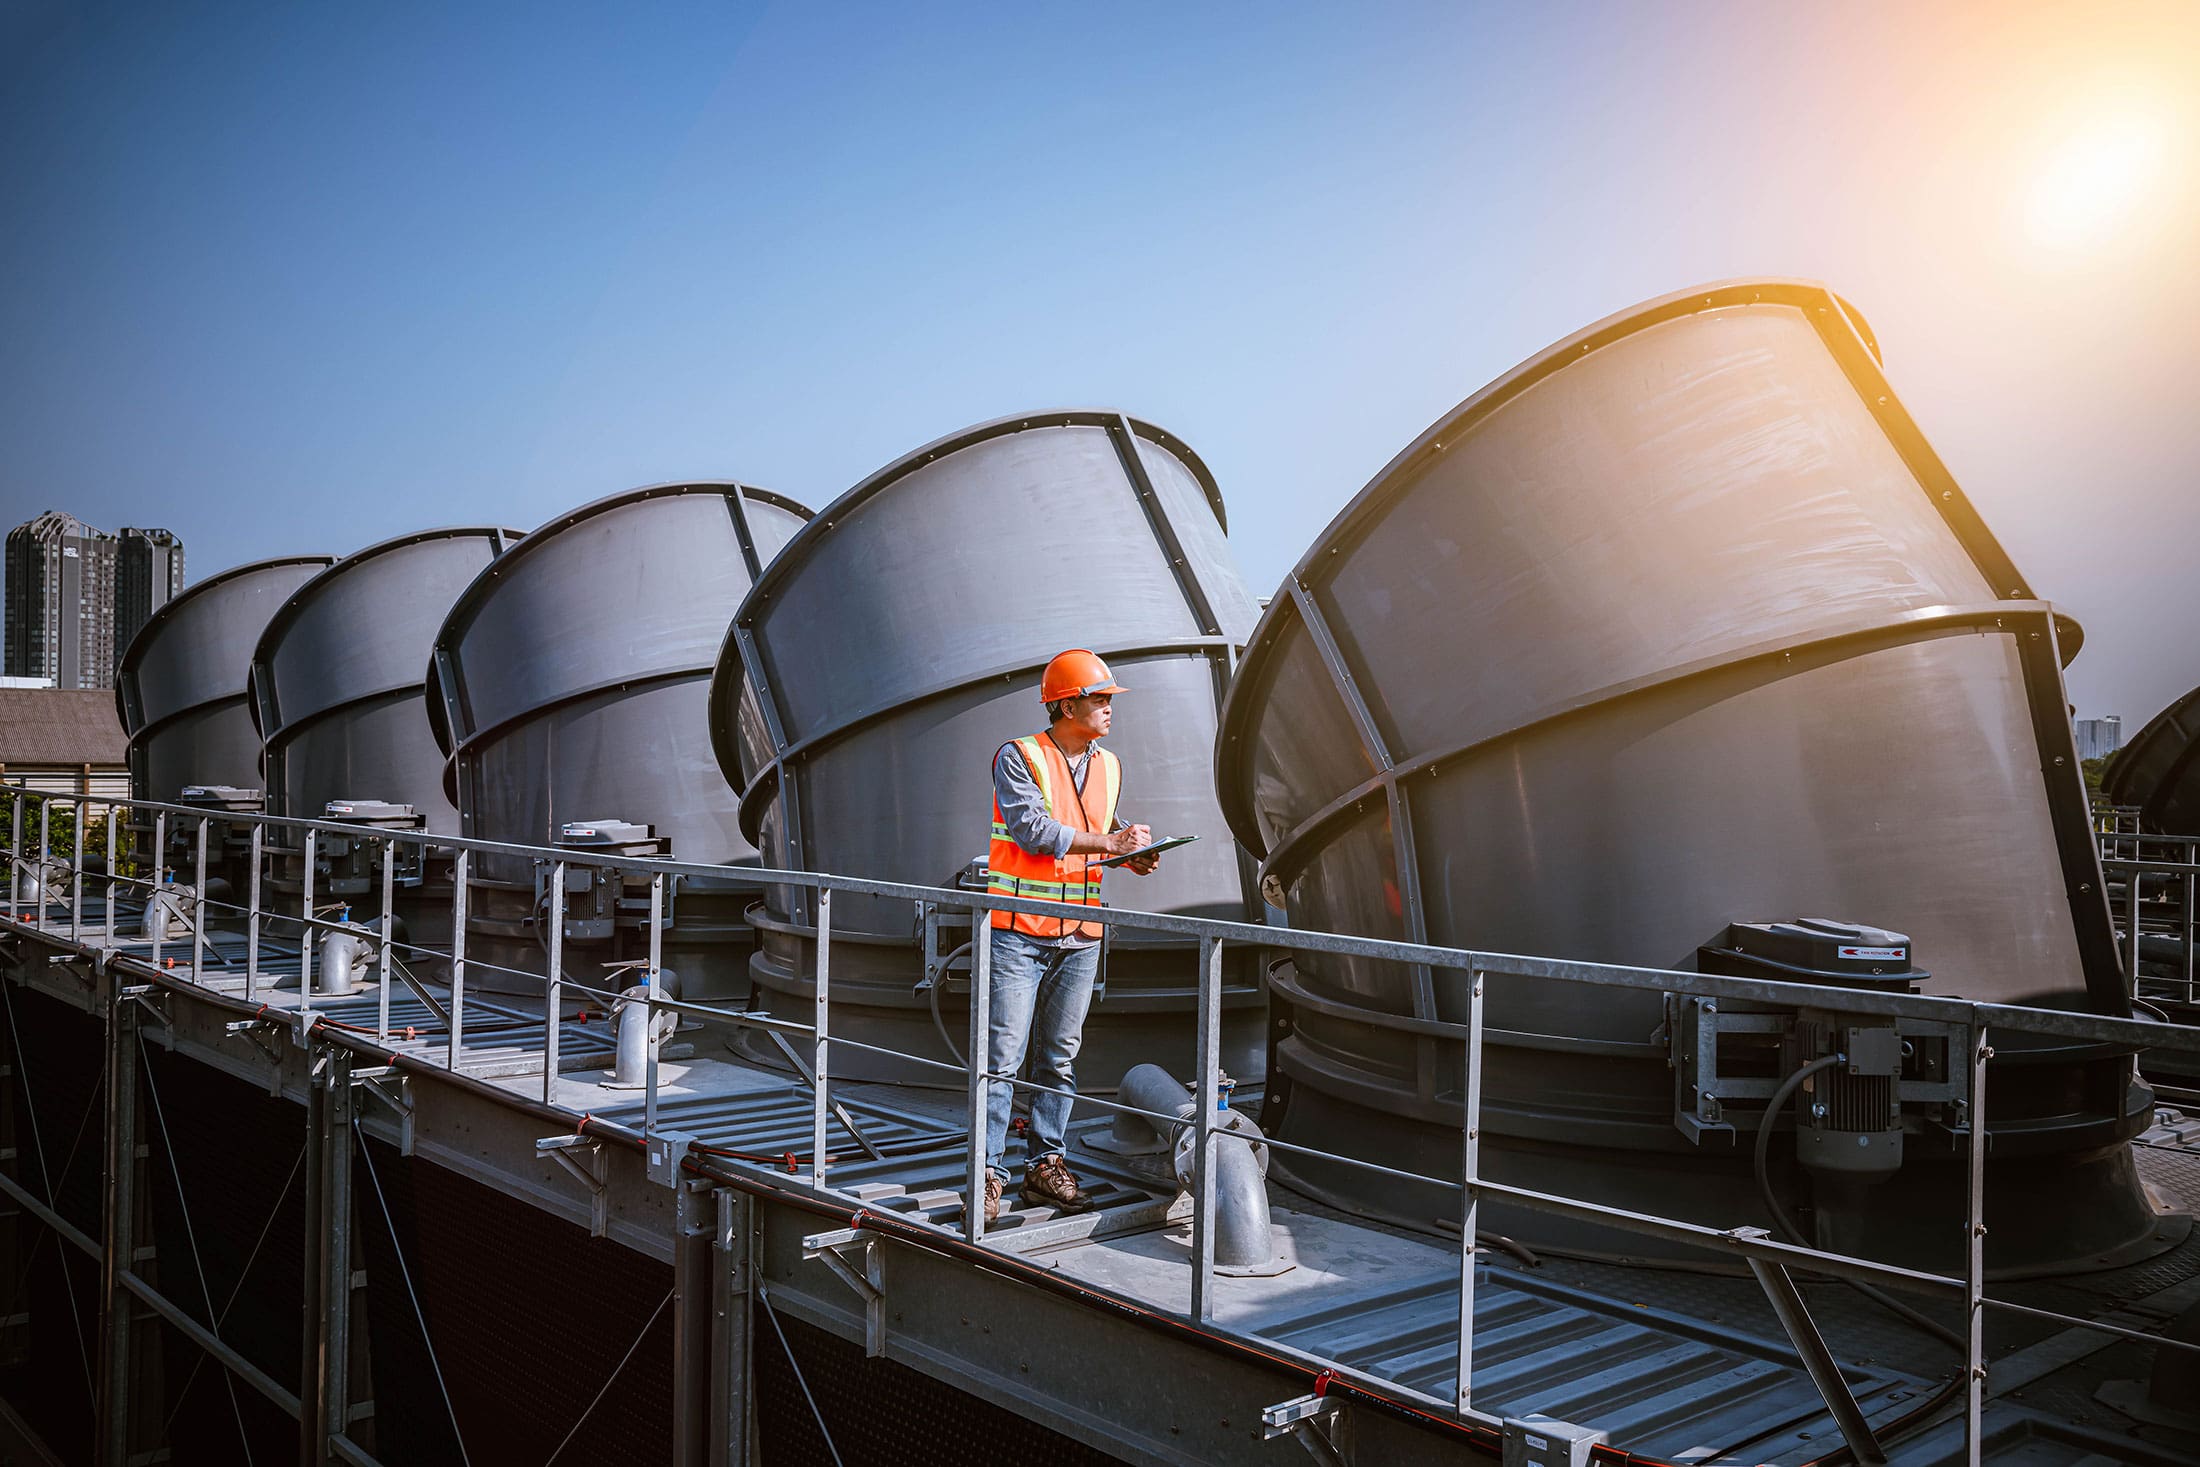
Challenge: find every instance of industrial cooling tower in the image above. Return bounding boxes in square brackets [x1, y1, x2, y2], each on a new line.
[1216, 280, 2163, 1274]
[248, 527, 519, 948]
[711, 410, 1267, 1087]
[427, 483, 809, 998]
[118, 556, 335, 801]
[116, 555, 334, 895]
[2103, 687, 2200, 835]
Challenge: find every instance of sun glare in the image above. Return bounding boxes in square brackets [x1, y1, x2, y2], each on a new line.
[2025, 110, 2168, 250]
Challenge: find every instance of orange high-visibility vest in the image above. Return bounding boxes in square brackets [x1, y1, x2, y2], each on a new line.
[987, 734, 1121, 939]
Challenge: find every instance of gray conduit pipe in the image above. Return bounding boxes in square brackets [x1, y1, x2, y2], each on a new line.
[1115, 1062, 1277, 1271]
[613, 968, 682, 1087]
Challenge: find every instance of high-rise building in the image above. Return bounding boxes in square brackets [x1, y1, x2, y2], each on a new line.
[115, 526, 185, 673]
[2075, 715, 2123, 763]
[3, 512, 183, 691]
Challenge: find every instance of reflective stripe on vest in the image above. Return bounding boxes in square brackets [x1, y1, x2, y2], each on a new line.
[986, 733, 1121, 939]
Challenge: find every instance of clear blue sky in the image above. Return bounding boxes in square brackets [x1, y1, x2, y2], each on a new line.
[4, 1, 2196, 721]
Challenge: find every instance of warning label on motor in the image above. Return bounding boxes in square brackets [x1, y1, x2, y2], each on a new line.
[1838, 945, 1906, 961]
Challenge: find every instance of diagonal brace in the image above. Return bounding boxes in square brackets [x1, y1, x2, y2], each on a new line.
[352, 1068, 414, 1155]
[803, 1228, 885, 1357]
[1732, 1227, 1886, 1464]
[224, 1017, 289, 1089]
[766, 1029, 885, 1161]
[536, 1134, 610, 1237]
[1263, 1393, 1351, 1466]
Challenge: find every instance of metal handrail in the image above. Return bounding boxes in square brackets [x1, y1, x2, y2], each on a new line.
[10, 786, 2200, 1467]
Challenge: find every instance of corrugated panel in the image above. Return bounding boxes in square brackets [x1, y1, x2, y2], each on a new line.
[1251, 1265, 1920, 1465]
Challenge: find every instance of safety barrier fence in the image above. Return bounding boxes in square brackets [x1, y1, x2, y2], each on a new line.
[7, 785, 2200, 1467]
[2094, 821, 2200, 1008]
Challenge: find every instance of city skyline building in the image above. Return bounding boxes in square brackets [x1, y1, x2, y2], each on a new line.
[2075, 714, 2124, 763]
[3, 511, 184, 690]
[114, 525, 185, 676]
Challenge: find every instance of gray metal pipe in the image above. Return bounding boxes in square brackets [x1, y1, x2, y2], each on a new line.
[138, 877, 194, 942]
[315, 923, 374, 997]
[612, 967, 681, 1087]
[1116, 1063, 1275, 1271]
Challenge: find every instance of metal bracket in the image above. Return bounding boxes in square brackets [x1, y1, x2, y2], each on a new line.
[353, 1069, 415, 1155]
[645, 1127, 697, 1189]
[802, 1227, 886, 1357]
[118, 987, 169, 1028]
[536, 1134, 610, 1237]
[1731, 1227, 1887, 1464]
[1262, 1393, 1351, 1466]
[224, 1016, 290, 1091]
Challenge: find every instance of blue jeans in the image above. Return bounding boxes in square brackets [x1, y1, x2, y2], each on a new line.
[983, 928, 1099, 1178]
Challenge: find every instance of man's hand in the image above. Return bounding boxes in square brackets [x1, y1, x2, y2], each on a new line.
[1123, 851, 1160, 875]
[1105, 824, 1152, 857]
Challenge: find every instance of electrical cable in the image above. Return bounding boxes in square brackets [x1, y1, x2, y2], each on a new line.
[926, 940, 972, 1065]
[1753, 1055, 1967, 1354]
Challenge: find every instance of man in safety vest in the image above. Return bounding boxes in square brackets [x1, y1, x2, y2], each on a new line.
[981, 649, 1160, 1221]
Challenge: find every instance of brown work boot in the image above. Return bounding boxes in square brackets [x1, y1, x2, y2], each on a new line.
[983, 1170, 1004, 1224]
[1021, 1154, 1098, 1214]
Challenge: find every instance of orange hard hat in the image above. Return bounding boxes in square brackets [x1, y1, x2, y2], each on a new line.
[1040, 649, 1126, 703]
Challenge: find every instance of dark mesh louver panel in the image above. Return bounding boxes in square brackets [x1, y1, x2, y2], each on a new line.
[354, 1138, 674, 1464]
[757, 1308, 1129, 1467]
[0, 987, 105, 1464]
[140, 1043, 308, 1461]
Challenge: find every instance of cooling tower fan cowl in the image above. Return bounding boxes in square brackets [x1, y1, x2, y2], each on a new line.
[710, 409, 1270, 1090]
[426, 482, 812, 1000]
[1215, 279, 2169, 1276]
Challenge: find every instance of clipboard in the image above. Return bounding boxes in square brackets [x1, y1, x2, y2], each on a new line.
[1095, 834, 1198, 868]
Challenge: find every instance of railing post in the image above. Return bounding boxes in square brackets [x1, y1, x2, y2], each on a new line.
[447, 846, 468, 1069]
[105, 802, 121, 939]
[377, 836, 396, 1039]
[1965, 1023, 1991, 1467]
[37, 798, 51, 921]
[646, 870, 665, 1138]
[191, 817, 208, 981]
[70, 795, 85, 940]
[2185, 867, 2195, 1006]
[812, 887, 832, 1189]
[148, 810, 165, 969]
[545, 859, 565, 1104]
[246, 822, 263, 999]
[6, 788, 21, 919]
[299, 828, 317, 1015]
[966, 900, 992, 1243]
[2127, 865, 2142, 986]
[1457, 966, 1486, 1412]
[1189, 934, 1223, 1323]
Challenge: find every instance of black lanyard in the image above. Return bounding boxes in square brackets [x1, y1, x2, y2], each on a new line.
[1044, 730, 1105, 834]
